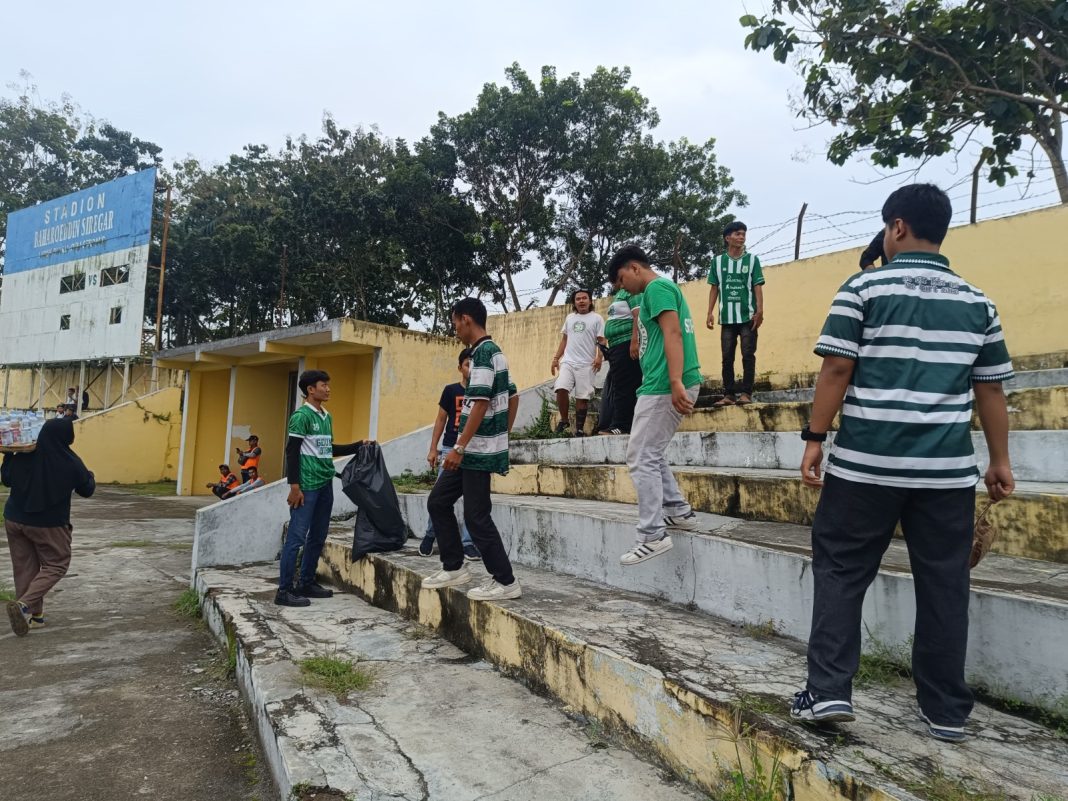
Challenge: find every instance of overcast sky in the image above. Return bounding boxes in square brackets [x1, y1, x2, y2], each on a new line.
[3, 0, 1061, 310]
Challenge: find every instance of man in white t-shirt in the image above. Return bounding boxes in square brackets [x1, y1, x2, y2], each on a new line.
[550, 289, 605, 436]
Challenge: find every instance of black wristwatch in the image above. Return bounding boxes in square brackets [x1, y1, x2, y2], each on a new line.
[801, 424, 828, 443]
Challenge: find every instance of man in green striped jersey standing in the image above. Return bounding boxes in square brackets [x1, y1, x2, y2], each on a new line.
[706, 221, 765, 406]
[422, 297, 521, 601]
[791, 184, 1016, 743]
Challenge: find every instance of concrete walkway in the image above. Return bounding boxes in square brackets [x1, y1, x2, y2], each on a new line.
[0, 488, 277, 801]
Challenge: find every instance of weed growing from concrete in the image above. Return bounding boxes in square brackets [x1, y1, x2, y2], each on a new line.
[173, 588, 202, 620]
[298, 654, 376, 697]
[512, 393, 556, 440]
[870, 760, 1008, 801]
[973, 684, 1068, 740]
[741, 619, 780, 640]
[855, 628, 913, 688]
[234, 750, 258, 784]
[210, 626, 238, 680]
[714, 708, 788, 801]
[735, 693, 782, 717]
[392, 470, 437, 493]
[402, 624, 434, 640]
[584, 718, 611, 750]
[0, 586, 14, 602]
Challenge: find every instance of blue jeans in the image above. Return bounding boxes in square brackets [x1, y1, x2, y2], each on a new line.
[424, 450, 473, 547]
[279, 483, 334, 590]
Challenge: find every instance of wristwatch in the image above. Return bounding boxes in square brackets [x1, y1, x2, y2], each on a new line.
[800, 424, 828, 443]
[453, 444, 466, 455]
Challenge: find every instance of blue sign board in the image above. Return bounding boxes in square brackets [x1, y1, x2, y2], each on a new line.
[4, 167, 157, 275]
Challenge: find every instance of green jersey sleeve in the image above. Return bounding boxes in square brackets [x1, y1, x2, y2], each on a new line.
[751, 256, 765, 286]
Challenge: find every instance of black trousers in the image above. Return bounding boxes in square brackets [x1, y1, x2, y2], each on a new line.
[605, 342, 642, 433]
[597, 370, 615, 433]
[427, 468, 515, 585]
[720, 323, 757, 397]
[806, 474, 975, 725]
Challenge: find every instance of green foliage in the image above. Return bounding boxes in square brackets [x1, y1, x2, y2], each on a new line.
[173, 588, 202, 620]
[855, 629, 913, 688]
[715, 709, 788, 801]
[741, 1, 1068, 203]
[0, 586, 15, 602]
[298, 654, 376, 697]
[511, 392, 556, 440]
[392, 469, 437, 493]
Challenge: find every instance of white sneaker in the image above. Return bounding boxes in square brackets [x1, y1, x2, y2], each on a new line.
[620, 536, 673, 565]
[664, 511, 701, 531]
[421, 566, 472, 589]
[467, 579, 522, 601]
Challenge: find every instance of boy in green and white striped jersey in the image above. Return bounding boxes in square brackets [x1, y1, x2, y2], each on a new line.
[422, 298, 521, 601]
[791, 184, 1015, 743]
[706, 221, 765, 405]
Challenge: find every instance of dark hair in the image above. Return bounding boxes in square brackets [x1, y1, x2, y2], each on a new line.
[881, 184, 952, 245]
[722, 220, 747, 241]
[457, 348, 473, 366]
[570, 288, 593, 309]
[298, 369, 330, 397]
[219, 464, 229, 471]
[451, 297, 487, 328]
[607, 244, 650, 283]
[247, 435, 258, 442]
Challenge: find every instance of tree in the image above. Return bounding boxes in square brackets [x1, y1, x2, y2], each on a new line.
[0, 80, 161, 265]
[741, 0, 1068, 203]
[432, 64, 581, 312]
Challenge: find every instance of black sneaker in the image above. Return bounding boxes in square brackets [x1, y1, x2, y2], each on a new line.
[274, 589, 311, 607]
[418, 535, 435, 556]
[555, 420, 570, 436]
[294, 582, 334, 599]
[790, 689, 855, 723]
[463, 544, 482, 561]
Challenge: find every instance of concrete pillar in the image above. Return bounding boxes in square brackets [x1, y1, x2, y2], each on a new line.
[224, 365, 237, 463]
[176, 370, 190, 496]
[121, 359, 130, 402]
[2, 366, 9, 409]
[37, 364, 45, 411]
[369, 348, 382, 440]
[77, 361, 86, 414]
[179, 371, 203, 497]
[103, 363, 113, 409]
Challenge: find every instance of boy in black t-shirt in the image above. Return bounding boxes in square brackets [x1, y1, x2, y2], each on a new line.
[420, 349, 480, 559]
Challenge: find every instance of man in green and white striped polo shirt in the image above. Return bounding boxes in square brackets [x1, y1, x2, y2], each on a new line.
[791, 184, 1016, 743]
[422, 297, 521, 601]
[706, 221, 765, 405]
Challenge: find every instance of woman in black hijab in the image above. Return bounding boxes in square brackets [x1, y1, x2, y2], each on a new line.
[3, 418, 95, 636]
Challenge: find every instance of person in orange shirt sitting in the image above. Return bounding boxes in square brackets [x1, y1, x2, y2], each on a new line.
[207, 464, 239, 498]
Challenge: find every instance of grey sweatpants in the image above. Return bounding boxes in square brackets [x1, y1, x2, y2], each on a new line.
[625, 387, 700, 543]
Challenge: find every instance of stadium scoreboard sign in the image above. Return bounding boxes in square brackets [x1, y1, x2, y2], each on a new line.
[0, 168, 156, 364]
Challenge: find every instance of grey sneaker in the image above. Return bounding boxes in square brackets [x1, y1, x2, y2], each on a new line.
[620, 536, 673, 566]
[664, 511, 701, 531]
[918, 709, 966, 743]
[422, 566, 473, 589]
[468, 579, 522, 601]
[790, 690, 855, 723]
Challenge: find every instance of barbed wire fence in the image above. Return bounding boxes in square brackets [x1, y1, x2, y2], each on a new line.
[484, 165, 1063, 314]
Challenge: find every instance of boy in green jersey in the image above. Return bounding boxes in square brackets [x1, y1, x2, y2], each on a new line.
[422, 298, 521, 601]
[607, 245, 702, 566]
[706, 221, 765, 406]
[276, 369, 369, 608]
[791, 184, 1015, 742]
[598, 275, 642, 434]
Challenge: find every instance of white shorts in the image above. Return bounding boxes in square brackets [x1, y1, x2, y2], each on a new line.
[554, 362, 595, 400]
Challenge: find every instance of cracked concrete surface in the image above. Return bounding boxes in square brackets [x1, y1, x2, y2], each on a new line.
[197, 564, 707, 801]
[0, 488, 276, 801]
[320, 540, 1068, 801]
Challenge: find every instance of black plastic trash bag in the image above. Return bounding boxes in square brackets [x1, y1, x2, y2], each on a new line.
[339, 443, 409, 560]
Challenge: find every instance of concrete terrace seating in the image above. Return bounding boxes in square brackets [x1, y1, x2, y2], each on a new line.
[191, 366, 1068, 801]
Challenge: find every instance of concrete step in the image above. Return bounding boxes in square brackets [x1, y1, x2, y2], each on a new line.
[386, 493, 1068, 711]
[510, 429, 1066, 483]
[753, 368, 1068, 403]
[195, 563, 707, 801]
[546, 384, 1068, 436]
[494, 463, 1068, 564]
[318, 538, 1068, 801]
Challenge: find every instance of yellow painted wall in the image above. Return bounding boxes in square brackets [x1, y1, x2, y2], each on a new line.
[72, 388, 182, 483]
[229, 363, 294, 483]
[488, 205, 1068, 389]
[190, 370, 231, 495]
[334, 321, 462, 443]
[1, 363, 183, 411]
